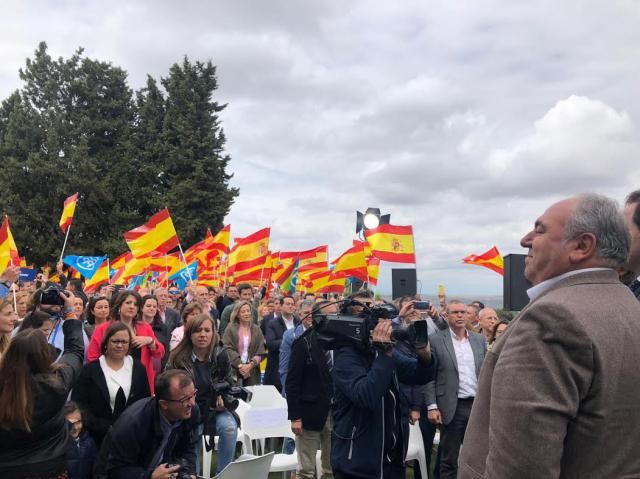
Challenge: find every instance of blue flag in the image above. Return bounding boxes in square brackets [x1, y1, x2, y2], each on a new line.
[63, 255, 108, 280]
[169, 261, 198, 291]
[20, 268, 38, 282]
[289, 258, 299, 295]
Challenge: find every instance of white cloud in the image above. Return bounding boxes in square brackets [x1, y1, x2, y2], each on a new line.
[2, 0, 640, 296]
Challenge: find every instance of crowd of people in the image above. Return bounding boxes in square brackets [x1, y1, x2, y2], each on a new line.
[1, 190, 640, 479]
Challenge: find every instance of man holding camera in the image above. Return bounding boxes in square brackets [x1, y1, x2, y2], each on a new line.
[95, 370, 200, 479]
[330, 294, 435, 479]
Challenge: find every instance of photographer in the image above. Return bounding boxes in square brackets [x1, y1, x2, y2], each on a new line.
[0, 289, 83, 479]
[94, 370, 200, 479]
[31, 283, 89, 359]
[167, 314, 239, 475]
[330, 294, 435, 479]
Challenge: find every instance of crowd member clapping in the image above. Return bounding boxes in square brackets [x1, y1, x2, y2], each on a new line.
[141, 294, 170, 371]
[0, 290, 83, 479]
[87, 291, 164, 394]
[222, 299, 266, 386]
[167, 314, 239, 474]
[71, 322, 151, 447]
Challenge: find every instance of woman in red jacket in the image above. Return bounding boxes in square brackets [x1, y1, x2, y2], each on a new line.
[87, 291, 164, 394]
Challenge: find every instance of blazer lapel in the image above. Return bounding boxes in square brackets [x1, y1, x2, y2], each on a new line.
[470, 335, 484, 377]
[92, 363, 111, 407]
[442, 331, 459, 373]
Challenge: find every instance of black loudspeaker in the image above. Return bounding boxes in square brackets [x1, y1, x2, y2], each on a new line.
[392, 269, 417, 299]
[503, 254, 532, 311]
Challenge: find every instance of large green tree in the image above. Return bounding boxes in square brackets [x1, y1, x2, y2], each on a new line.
[0, 42, 238, 266]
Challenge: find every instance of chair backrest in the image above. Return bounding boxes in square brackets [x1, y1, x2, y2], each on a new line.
[235, 399, 251, 426]
[214, 452, 275, 479]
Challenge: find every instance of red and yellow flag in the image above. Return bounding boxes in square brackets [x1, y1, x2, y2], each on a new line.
[364, 224, 416, 264]
[297, 246, 328, 275]
[305, 270, 345, 294]
[111, 253, 151, 285]
[331, 243, 368, 282]
[367, 257, 381, 286]
[462, 246, 504, 276]
[59, 192, 79, 233]
[0, 216, 20, 273]
[227, 228, 270, 275]
[210, 225, 231, 255]
[84, 260, 110, 293]
[123, 208, 179, 259]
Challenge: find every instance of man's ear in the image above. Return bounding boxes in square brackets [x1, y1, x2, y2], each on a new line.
[568, 233, 598, 264]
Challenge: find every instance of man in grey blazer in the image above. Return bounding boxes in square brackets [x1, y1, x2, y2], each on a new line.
[425, 300, 487, 479]
[459, 194, 640, 478]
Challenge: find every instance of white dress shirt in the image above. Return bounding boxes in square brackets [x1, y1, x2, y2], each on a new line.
[526, 268, 611, 302]
[450, 329, 478, 399]
[99, 355, 133, 412]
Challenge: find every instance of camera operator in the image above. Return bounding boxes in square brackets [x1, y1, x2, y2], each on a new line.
[167, 314, 239, 475]
[31, 282, 89, 359]
[331, 292, 435, 479]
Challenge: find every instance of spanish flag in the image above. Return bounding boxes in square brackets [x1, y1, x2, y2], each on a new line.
[149, 252, 183, 277]
[331, 243, 368, 282]
[210, 225, 231, 255]
[84, 259, 110, 293]
[297, 246, 328, 275]
[367, 257, 380, 286]
[227, 227, 270, 275]
[462, 246, 504, 276]
[305, 270, 345, 294]
[364, 224, 416, 264]
[59, 192, 79, 233]
[111, 254, 151, 285]
[123, 208, 180, 259]
[0, 216, 19, 273]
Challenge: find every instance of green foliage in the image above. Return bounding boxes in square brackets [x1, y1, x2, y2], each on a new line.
[0, 42, 238, 266]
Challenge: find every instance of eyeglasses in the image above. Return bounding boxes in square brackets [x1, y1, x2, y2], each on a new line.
[161, 389, 198, 405]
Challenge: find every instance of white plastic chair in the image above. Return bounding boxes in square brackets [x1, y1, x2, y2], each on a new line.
[241, 414, 298, 479]
[201, 400, 253, 476]
[213, 452, 274, 479]
[405, 422, 428, 479]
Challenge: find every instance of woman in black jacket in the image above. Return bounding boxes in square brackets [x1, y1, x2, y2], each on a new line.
[71, 322, 151, 447]
[0, 291, 83, 479]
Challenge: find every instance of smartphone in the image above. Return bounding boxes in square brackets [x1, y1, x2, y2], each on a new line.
[412, 319, 429, 348]
[414, 301, 431, 310]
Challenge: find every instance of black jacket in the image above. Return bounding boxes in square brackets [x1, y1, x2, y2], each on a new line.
[71, 358, 151, 446]
[285, 328, 332, 431]
[66, 430, 98, 479]
[264, 315, 299, 390]
[0, 320, 84, 479]
[94, 397, 200, 479]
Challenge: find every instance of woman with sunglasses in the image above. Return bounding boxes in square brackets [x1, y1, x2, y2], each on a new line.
[167, 314, 238, 474]
[72, 322, 150, 447]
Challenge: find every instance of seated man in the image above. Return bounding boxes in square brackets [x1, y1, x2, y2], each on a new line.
[94, 370, 200, 479]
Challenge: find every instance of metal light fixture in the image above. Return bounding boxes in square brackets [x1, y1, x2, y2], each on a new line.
[356, 207, 390, 235]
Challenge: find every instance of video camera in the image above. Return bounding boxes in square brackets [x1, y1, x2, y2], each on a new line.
[41, 284, 70, 306]
[313, 299, 429, 352]
[211, 381, 253, 412]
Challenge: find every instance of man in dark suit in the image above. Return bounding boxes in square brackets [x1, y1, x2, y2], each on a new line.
[154, 287, 181, 333]
[264, 296, 299, 391]
[459, 194, 640, 478]
[285, 303, 333, 479]
[425, 300, 487, 479]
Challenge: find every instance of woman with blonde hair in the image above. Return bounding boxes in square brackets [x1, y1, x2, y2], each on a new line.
[222, 300, 266, 386]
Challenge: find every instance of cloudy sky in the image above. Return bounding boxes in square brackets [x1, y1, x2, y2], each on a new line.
[2, 0, 639, 296]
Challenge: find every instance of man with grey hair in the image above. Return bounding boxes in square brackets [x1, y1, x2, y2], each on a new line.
[459, 194, 640, 478]
[623, 189, 640, 299]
